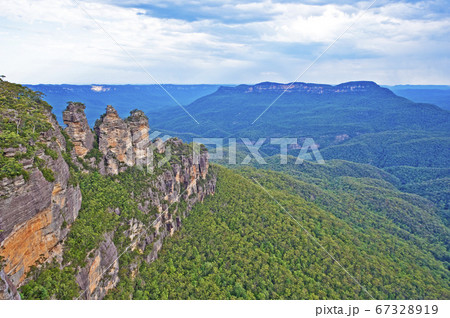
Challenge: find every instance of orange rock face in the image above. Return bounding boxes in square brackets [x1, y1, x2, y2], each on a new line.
[94, 106, 150, 175]
[88, 255, 102, 295]
[0, 208, 58, 283]
[63, 102, 94, 158]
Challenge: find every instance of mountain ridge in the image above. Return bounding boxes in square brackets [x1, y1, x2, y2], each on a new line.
[217, 80, 387, 95]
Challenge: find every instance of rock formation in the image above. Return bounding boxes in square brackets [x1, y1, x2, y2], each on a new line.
[0, 270, 20, 300]
[0, 111, 81, 290]
[63, 102, 94, 158]
[76, 232, 119, 300]
[94, 105, 150, 175]
[126, 110, 150, 167]
[78, 140, 215, 299]
[0, 92, 215, 300]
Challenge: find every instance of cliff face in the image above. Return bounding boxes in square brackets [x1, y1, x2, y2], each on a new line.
[0, 110, 81, 292]
[126, 110, 150, 167]
[77, 140, 216, 299]
[0, 270, 20, 300]
[76, 232, 119, 300]
[218, 81, 388, 95]
[1, 81, 216, 300]
[63, 102, 94, 158]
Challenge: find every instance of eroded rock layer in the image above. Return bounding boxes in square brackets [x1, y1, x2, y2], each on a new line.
[1, 94, 215, 300]
[63, 102, 94, 158]
[79, 141, 215, 299]
[0, 112, 81, 288]
[94, 106, 150, 175]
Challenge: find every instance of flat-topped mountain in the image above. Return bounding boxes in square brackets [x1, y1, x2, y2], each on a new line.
[1, 80, 449, 300]
[218, 81, 387, 95]
[148, 80, 450, 169]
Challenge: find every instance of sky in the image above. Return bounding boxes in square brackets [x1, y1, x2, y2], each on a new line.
[0, 0, 449, 85]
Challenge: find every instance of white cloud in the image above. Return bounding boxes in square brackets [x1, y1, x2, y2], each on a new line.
[0, 0, 449, 84]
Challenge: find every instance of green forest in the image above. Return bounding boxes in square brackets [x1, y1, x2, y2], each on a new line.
[128, 166, 449, 299]
[1, 80, 449, 300]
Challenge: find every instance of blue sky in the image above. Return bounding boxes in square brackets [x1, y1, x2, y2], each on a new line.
[0, 0, 449, 84]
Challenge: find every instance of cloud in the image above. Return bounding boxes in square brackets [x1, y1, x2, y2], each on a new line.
[0, 0, 449, 85]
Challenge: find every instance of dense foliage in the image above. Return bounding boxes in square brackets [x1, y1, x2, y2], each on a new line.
[0, 79, 56, 181]
[20, 140, 200, 299]
[5, 81, 449, 300]
[128, 166, 449, 299]
[20, 167, 157, 299]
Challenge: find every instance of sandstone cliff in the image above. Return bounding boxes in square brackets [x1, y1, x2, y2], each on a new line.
[1, 85, 216, 300]
[76, 138, 216, 299]
[62, 102, 94, 158]
[0, 105, 81, 297]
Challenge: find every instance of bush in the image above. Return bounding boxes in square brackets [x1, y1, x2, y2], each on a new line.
[0, 154, 29, 180]
[40, 167, 55, 182]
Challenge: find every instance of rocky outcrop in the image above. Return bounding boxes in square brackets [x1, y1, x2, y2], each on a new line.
[0, 270, 20, 300]
[126, 110, 150, 167]
[134, 147, 215, 264]
[0, 111, 81, 290]
[63, 102, 94, 158]
[79, 140, 216, 299]
[95, 105, 133, 174]
[1, 93, 216, 300]
[76, 232, 119, 300]
[93, 106, 151, 175]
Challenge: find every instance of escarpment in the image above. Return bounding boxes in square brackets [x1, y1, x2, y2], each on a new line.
[1, 82, 216, 300]
[0, 90, 82, 298]
[67, 106, 215, 299]
[78, 147, 216, 299]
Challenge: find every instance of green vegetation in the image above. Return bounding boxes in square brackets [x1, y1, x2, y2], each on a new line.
[384, 166, 450, 225]
[129, 166, 449, 299]
[62, 167, 160, 267]
[0, 79, 57, 181]
[0, 155, 29, 181]
[34, 156, 55, 182]
[321, 131, 450, 168]
[149, 83, 449, 158]
[20, 265, 79, 300]
[20, 163, 168, 298]
[6, 81, 448, 300]
[242, 157, 448, 248]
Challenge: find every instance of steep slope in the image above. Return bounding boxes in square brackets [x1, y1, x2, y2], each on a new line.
[240, 156, 449, 234]
[321, 130, 450, 168]
[0, 81, 217, 299]
[384, 165, 450, 214]
[132, 166, 449, 299]
[0, 80, 82, 298]
[2, 80, 449, 300]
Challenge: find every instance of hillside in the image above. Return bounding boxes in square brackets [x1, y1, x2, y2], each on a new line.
[1, 81, 449, 300]
[131, 166, 449, 299]
[387, 85, 450, 111]
[148, 81, 450, 169]
[0, 80, 216, 299]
